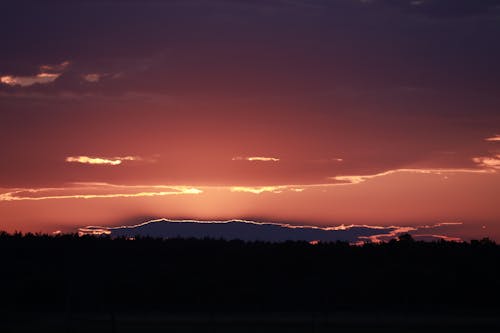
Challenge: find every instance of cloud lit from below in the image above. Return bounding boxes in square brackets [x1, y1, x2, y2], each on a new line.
[230, 186, 286, 194]
[0, 183, 202, 201]
[0, 61, 69, 87]
[485, 135, 500, 142]
[82, 73, 101, 83]
[232, 156, 280, 162]
[78, 218, 465, 244]
[331, 167, 496, 185]
[1, 73, 60, 87]
[66, 156, 140, 166]
[472, 155, 500, 170]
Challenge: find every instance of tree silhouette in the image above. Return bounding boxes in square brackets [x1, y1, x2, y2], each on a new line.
[0, 231, 499, 319]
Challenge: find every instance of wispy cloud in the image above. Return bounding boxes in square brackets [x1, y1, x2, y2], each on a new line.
[230, 186, 284, 194]
[1, 73, 60, 87]
[412, 234, 462, 242]
[485, 135, 500, 142]
[65, 155, 140, 166]
[230, 185, 305, 194]
[39, 61, 70, 73]
[227, 166, 496, 194]
[1, 61, 69, 87]
[472, 154, 500, 170]
[232, 156, 280, 162]
[1, 165, 496, 202]
[0, 183, 202, 202]
[356, 222, 463, 244]
[82, 73, 102, 83]
[331, 167, 494, 185]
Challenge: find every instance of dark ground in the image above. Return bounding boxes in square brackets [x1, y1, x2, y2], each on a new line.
[1, 232, 499, 332]
[5, 312, 500, 333]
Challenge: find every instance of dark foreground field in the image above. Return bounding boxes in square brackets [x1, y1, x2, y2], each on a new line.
[5, 312, 500, 333]
[1, 232, 500, 332]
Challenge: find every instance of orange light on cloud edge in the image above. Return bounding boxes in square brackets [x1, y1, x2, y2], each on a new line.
[485, 135, 500, 142]
[65, 156, 140, 166]
[232, 156, 280, 162]
[0, 163, 497, 201]
[77, 218, 465, 245]
[0, 183, 202, 201]
[0, 61, 70, 87]
[0, 152, 498, 241]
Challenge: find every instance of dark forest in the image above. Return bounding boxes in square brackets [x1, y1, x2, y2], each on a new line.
[2, 233, 500, 332]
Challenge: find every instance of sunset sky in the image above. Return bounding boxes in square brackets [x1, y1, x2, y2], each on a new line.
[1, 0, 499, 241]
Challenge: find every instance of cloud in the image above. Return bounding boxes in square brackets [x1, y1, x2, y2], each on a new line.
[230, 185, 307, 194]
[1, 73, 60, 87]
[1, 61, 69, 87]
[472, 154, 500, 170]
[40, 61, 70, 74]
[356, 222, 463, 244]
[65, 155, 140, 166]
[227, 166, 496, 194]
[331, 167, 494, 185]
[230, 186, 286, 194]
[412, 234, 462, 242]
[0, 183, 202, 202]
[485, 135, 500, 142]
[232, 156, 280, 162]
[83, 73, 102, 83]
[78, 218, 464, 243]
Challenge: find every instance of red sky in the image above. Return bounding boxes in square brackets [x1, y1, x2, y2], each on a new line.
[0, 0, 499, 240]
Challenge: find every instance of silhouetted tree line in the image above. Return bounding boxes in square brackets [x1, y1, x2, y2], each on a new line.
[0, 231, 499, 315]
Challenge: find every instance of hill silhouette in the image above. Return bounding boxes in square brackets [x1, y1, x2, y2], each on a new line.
[79, 218, 461, 243]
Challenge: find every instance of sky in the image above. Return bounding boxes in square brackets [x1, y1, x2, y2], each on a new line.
[1, 0, 499, 241]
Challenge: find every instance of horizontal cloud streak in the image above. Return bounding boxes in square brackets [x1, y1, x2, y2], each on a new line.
[83, 73, 101, 83]
[232, 156, 280, 162]
[331, 167, 495, 185]
[356, 222, 463, 244]
[485, 135, 500, 142]
[1, 61, 69, 87]
[1, 73, 60, 87]
[0, 166, 496, 202]
[472, 155, 500, 170]
[0, 183, 202, 201]
[66, 155, 140, 166]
